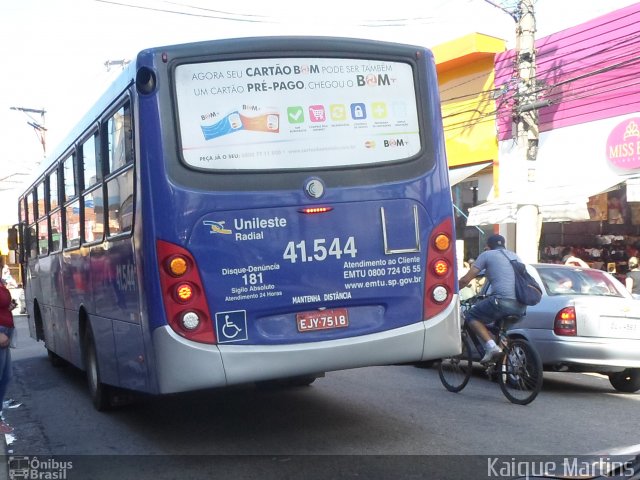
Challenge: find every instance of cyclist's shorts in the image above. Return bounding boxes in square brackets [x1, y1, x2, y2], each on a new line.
[464, 296, 525, 325]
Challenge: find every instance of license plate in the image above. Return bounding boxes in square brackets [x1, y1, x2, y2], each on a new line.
[600, 318, 640, 339]
[296, 308, 349, 333]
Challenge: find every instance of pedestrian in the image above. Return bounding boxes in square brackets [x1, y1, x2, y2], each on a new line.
[0, 256, 16, 434]
[1, 263, 17, 289]
[626, 257, 640, 299]
[561, 247, 589, 268]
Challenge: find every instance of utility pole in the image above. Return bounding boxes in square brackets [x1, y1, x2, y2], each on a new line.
[514, 0, 540, 264]
[10, 106, 47, 160]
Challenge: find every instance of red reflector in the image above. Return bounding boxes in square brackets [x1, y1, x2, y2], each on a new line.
[299, 207, 333, 214]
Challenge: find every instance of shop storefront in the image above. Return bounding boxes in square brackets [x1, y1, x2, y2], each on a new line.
[539, 115, 640, 279]
[469, 113, 640, 278]
[466, 2, 640, 271]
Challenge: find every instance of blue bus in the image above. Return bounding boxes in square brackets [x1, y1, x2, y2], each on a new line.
[10, 36, 460, 410]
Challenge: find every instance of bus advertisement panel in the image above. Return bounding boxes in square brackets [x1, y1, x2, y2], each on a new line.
[174, 57, 421, 169]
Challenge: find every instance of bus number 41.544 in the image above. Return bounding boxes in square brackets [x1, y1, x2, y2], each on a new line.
[283, 237, 357, 263]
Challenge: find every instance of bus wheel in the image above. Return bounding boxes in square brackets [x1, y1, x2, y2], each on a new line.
[84, 328, 112, 411]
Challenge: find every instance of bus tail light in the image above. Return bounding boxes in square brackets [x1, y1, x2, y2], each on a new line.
[554, 307, 577, 336]
[157, 240, 216, 344]
[423, 217, 455, 320]
[181, 311, 201, 330]
[299, 206, 333, 214]
[168, 255, 189, 277]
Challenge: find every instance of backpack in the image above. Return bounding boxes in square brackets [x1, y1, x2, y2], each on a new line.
[499, 250, 543, 306]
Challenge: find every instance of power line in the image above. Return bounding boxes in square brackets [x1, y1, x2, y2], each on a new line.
[94, 0, 275, 23]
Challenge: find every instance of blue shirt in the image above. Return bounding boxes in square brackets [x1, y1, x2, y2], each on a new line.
[473, 247, 521, 300]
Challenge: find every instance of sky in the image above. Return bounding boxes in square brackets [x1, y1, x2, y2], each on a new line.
[0, 0, 638, 226]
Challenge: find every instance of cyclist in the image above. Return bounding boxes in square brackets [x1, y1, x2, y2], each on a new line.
[457, 234, 527, 363]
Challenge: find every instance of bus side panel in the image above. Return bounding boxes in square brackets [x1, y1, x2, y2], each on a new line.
[91, 238, 141, 324]
[87, 313, 119, 386]
[113, 320, 149, 391]
[422, 298, 461, 360]
[62, 248, 90, 317]
[58, 248, 92, 369]
[40, 254, 76, 360]
[91, 236, 149, 391]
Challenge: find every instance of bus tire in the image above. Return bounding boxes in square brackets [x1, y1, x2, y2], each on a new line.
[84, 327, 112, 411]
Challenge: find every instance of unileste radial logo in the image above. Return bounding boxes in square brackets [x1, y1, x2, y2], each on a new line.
[606, 118, 640, 170]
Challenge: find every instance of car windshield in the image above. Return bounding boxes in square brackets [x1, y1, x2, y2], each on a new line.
[537, 267, 625, 297]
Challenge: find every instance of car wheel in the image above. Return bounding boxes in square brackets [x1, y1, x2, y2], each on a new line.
[608, 369, 640, 393]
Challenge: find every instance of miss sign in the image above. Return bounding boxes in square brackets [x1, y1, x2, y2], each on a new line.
[607, 118, 640, 170]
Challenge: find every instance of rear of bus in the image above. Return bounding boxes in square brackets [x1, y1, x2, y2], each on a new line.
[137, 37, 461, 393]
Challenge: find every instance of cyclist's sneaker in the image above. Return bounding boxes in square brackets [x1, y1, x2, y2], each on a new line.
[481, 345, 502, 363]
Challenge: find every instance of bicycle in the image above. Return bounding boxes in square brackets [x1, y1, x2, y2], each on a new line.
[438, 295, 543, 405]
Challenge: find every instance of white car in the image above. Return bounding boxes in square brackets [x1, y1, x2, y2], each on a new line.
[508, 264, 640, 393]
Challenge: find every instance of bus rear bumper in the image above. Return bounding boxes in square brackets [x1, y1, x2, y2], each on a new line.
[152, 302, 460, 394]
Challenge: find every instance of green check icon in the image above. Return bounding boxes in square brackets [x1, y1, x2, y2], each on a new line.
[287, 106, 304, 124]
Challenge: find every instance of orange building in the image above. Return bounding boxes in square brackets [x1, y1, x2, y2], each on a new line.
[432, 33, 506, 261]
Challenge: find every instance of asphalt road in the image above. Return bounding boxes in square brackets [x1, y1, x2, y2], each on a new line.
[2, 314, 640, 479]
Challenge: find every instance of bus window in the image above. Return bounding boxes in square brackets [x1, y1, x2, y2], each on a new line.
[175, 57, 421, 171]
[81, 133, 99, 190]
[63, 155, 76, 201]
[26, 192, 35, 225]
[50, 210, 62, 252]
[106, 168, 134, 236]
[83, 188, 104, 243]
[37, 182, 46, 218]
[107, 103, 133, 173]
[65, 201, 80, 248]
[26, 224, 37, 258]
[19, 197, 25, 225]
[37, 218, 49, 256]
[49, 168, 59, 211]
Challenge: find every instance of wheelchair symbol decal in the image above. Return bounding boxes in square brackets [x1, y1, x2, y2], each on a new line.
[215, 310, 248, 343]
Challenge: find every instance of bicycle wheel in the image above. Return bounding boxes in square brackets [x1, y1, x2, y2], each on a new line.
[438, 332, 473, 393]
[498, 338, 543, 405]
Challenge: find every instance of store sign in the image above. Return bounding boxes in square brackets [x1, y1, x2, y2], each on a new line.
[606, 118, 640, 170]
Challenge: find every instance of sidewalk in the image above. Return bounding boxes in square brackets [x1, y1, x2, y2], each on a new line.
[1, 308, 26, 480]
[1, 435, 7, 480]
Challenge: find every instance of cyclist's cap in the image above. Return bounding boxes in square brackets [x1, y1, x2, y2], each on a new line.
[487, 234, 506, 249]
